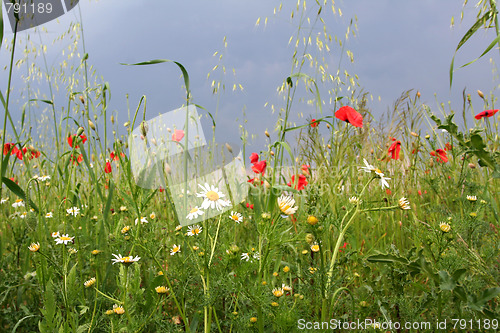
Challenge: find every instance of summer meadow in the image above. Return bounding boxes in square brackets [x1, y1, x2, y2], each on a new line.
[0, 1, 499, 332]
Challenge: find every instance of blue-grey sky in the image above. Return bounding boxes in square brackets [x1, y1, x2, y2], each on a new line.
[1, 0, 498, 152]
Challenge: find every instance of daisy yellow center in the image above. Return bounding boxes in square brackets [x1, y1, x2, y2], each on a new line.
[206, 191, 220, 201]
[279, 203, 290, 212]
[15, 199, 23, 203]
[60, 236, 71, 241]
[231, 215, 239, 220]
[193, 228, 200, 234]
[173, 246, 179, 252]
[122, 256, 132, 262]
[375, 168, 382, 174]
[189, 207, 199, 213]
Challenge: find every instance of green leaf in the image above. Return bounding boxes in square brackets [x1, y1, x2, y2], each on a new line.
[366, 253, 409, 265]
[121, 59, 191, 99]
[438, 270, 455, 291]
[468, 287, 500, 311]
[2, 177, 39, 213]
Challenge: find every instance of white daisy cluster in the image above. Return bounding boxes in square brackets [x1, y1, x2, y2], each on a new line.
[186, 183, 232, 221]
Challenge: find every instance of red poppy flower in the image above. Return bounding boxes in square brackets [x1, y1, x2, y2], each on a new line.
[445, 142, 452, 151]
[246, 203, 254, 209]
[30, 149, 41, 159]
[301, 164, 311, 176]
[386, 188, 392, 195]
[431, 149, 448, 163]
[475, 109, 498, 120]
[287, 174, 308, 190]
[71, 154, 83, 164]
[335, 106, 363, 128]
[68, 134, 87, 148]
[248, 177, 264, 185]
[16, 147, 28, 160]
[172, 129, 184, 142]
[249, 153, 259, 164]
[3, 143, 18, 156]
[251, 160, 267, 175]
[110, 151, 125, 161]
[310, 119, 319, 128]
[105, 161, 112, 173]
[388, 141, 401, 160]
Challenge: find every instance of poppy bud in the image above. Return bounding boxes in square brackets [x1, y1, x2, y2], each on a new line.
[410, 132, 419, 137]
[327, 144, 331, 149]
[326, 124, 330, 129]
[477, 90, 484, 99]
[79, 95, 85, 104]
[110, 115, 115, 124]
[270, 150, 274, 156]
[307, 215, 318, 225]
[140, 121, 148, 137]
[124, 121, 130, 127]
[468, 163, 475, 169]
[76, 126, 85, 137]
[416, 91, 421, 98]
[265, 130, 270, 138]
[88, 119, 96, 131]
[425, 134, 430, 139]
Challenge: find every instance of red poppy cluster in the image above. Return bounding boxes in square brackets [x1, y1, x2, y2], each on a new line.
[430, 149, 448, 163]
[110, 151, 125, 161]
[335, 106, 363, 128]
[310, 119, 319, 128]
[248, 153, 267, 184]
[475, 109, 498, 120]
[67, 134, 87, 148]
[70, 154, 83, 164]
[3, 143, 41, 160]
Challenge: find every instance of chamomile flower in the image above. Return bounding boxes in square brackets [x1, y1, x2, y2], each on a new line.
[39, 175, 51, 181]
[196, 183, 230, 211]
[66, 207, 80, 217]
[28, 242, 40, 252]
[121, 226, 130, 234]
[54, 234, 74, 245]
[170, 244, 181, 256]
[241, 253, 250, 261]
[359, 159, 391, 189]
[20, 212, 27, 219]
[149, 212, 156, 219]
[51, 231, 60, 238]
[113, 304, 125, 315]
[45, 212, 53, 218]
[282, 284, 292, 292]
[155, 286, 169, 294]
[272, 288, 284, 297]
[111, 253, 140, 265]
[187, 225, 202, 236]
[311, 242, 320, 253]
[84, 277, 96, 288]
[398, 197, 411, 210]
[253, 252, 261, 260]
[467, 195, 477, 202]
[439, 222, 451, 233]
[135, 216, 148, 225]
[186, 206, 204, 220]
[349, 197, 361, 205]
[12, 199, 24, 208]
[228, 211, 243, 223]
[277, 194, 298, 215]
[175, 225, 183, 232]
[0, 198, 8, 204]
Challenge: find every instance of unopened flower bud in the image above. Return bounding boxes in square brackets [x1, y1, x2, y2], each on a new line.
[425, 134, 430, 139]
[305, 233, 314, 244]
[140, 121, 148, 137]
[225, 143, 233, 153]
[76, 126, 85, 137]
[468, 163, 475, 169]
[88, 119, 96, 131]
[270, 150, 274, 156]
[124, 121, 130, 127]
[477, 90, 484, 99]
[79, 95, 85, 104]
[410, 132, 419, 137]
[265, 130, 270, 138]
[416, 91, 421, 98]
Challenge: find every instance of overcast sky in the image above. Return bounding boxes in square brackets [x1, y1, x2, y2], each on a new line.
[1, 0, 498, 152]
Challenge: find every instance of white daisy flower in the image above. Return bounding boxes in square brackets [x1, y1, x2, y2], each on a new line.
[175, 225, 183, 232]
[45, 212, 53, 218]
[466, 195, 477, 202]
[186, 206, 204, 220]
[12, 199, 24, 208]
[111, 253, 141, 265]
[149, 212, 156, 219]
[349, 197, 361, 205]
[135, 216, 148, 225]
[398, 197, 410, 210]
[241, 253, 250, 261]
[253, 252, 261, 260]
[228, 211, 243, 223]
[19, 212, 27, 219]
[1, 197, 9, 204]
[54, 234, 74, 245]
[66, 207, 80, 217]
[360, 159, 377, 173]
[187, 225, 202, 236]
[359, 159, 391, 189]
[196, 183, 231, 211]
[39, 175, 51, 181]
[51, 231, 60, 238]
[170, 244, 181, 256]
[277, 194, 298, 215]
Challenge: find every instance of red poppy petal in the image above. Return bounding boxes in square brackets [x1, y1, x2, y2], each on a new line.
[335, 106, 363, 128]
